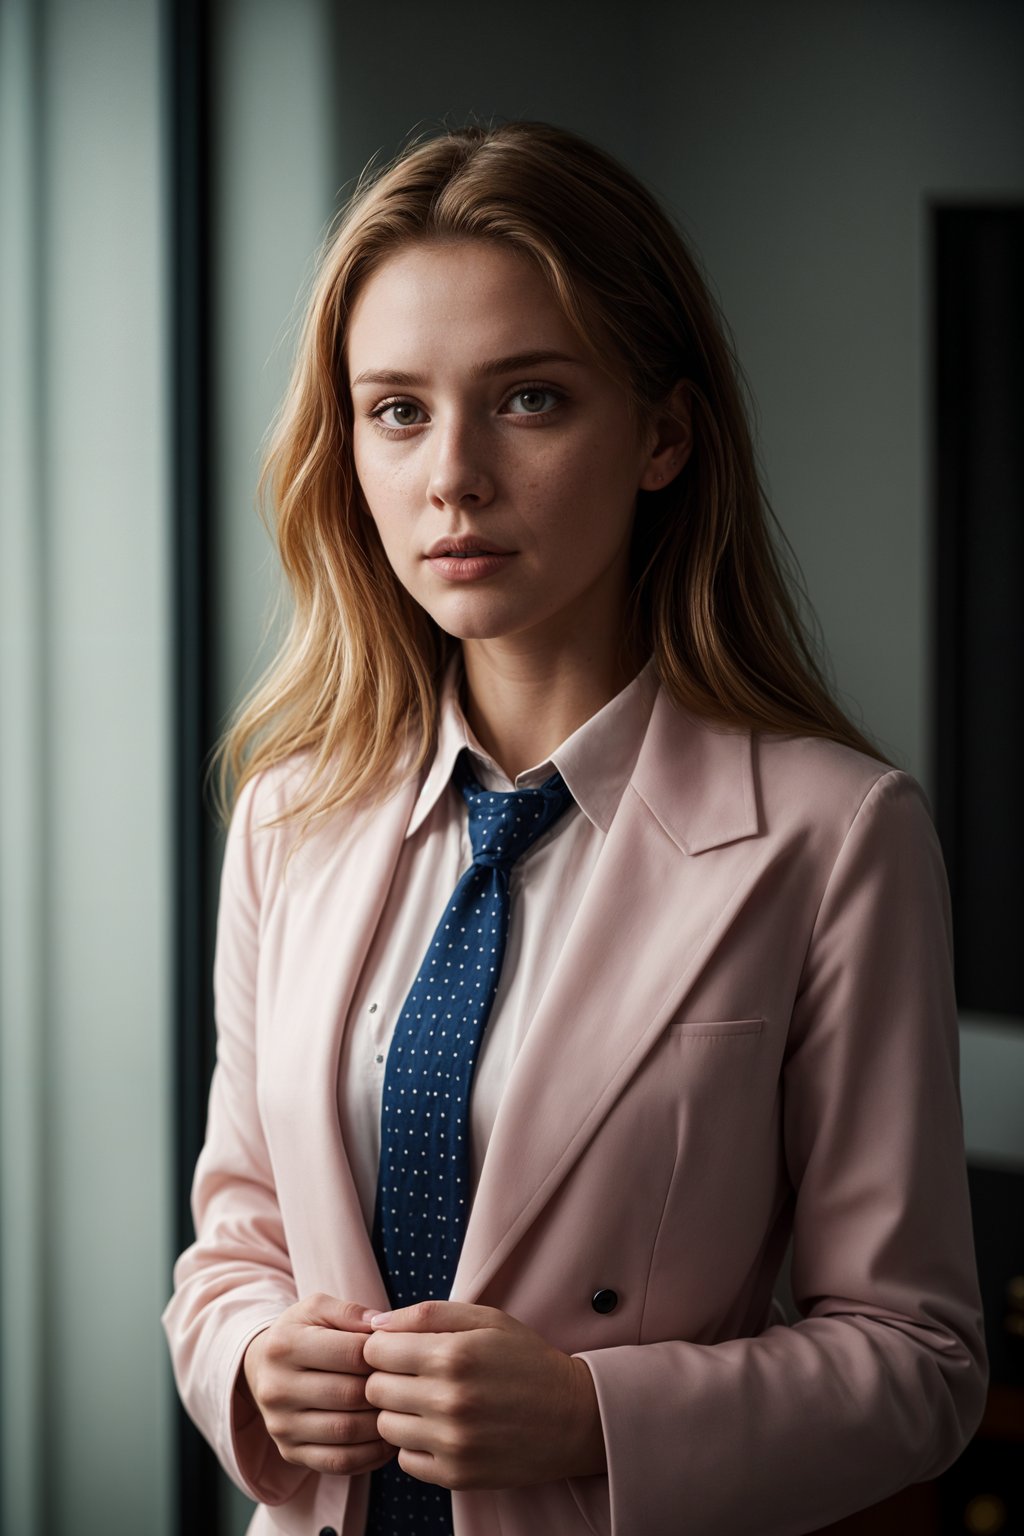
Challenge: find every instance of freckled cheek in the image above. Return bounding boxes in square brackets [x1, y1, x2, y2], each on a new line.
[355, 464, 421, 551]
[355, 444, 411, 498]
[534, 460, 614, 530]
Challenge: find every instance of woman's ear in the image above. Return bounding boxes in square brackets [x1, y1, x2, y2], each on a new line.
[637, 380, 693, 491]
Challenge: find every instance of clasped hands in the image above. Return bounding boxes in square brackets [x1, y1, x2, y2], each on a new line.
[241, 1294, 607, 1490]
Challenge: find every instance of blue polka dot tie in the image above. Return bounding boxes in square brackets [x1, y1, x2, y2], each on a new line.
[365, 750, 575, 1534]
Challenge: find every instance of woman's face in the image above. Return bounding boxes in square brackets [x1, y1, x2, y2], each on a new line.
[346, 239, 674, 659]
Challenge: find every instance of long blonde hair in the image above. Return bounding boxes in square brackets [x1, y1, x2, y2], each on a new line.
[213, 119, 890, 836]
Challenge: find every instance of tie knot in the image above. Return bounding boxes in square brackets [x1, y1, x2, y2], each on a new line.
[455, 752, 575, 868]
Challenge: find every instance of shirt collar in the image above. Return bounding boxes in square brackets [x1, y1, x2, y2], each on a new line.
[406, 653, 660, 839]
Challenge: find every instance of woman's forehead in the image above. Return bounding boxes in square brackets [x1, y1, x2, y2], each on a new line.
[345, 241, 590, 382]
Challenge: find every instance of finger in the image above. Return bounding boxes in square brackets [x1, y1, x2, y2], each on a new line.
[376, 1408, 432, 1455]
[363, 1323, 497, 1376]
[369, 1300, 506, 1333]
[397, 1447, 444, 1486]
[269, 1367, 376, 1415]
[294, 1292, 379, 1334]
[281, 1323, 375, 1376]
[364, 1369, 433, 1415]
[288, 1407, 385, 1448]
[286, 1436, 399, 1479]
[362, 1329, 447, 1375]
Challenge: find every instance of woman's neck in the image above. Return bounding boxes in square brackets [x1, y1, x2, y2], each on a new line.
[459, 635, 647, 782]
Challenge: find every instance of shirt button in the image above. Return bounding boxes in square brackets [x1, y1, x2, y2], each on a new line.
[591, 1288, 618, 1314]
[369, 1002, 378, 1013]
[375, 1054, 384, 1063]
[319, 1527, 339, 1536]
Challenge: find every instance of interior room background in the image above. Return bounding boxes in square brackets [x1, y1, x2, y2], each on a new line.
[2, 2, 1021, 1533]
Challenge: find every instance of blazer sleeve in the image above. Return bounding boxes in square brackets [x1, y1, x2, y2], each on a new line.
[161, 769, 308, 1507]
[572, 769, 989, 1536]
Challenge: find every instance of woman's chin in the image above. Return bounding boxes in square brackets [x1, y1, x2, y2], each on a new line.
[422, 595, 532, 645]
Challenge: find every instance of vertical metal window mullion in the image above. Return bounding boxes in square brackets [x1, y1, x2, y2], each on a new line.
[164, 0, 220, 1528]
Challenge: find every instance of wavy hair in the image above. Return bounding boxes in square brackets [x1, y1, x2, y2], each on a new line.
[212, 119, 891, 836]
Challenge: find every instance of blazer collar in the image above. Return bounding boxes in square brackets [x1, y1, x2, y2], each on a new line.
[401, 673, 759, 855]
[628, 684, 760, 855]
[407, 654, 661, 837]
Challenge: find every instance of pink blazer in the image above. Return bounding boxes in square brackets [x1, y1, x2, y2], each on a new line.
[162, 686, 988, 1536]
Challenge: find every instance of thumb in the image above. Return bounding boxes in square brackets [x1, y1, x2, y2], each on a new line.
[296, 1291, 381, 1332]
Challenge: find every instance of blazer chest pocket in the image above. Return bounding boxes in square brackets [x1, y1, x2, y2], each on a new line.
[669, 1017, 765, 1038]
[655, 1016, 769, 1144]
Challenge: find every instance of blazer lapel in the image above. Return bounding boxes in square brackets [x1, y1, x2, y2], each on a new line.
[452, 690, 766, 1304]
[270, 769, 421, 1311]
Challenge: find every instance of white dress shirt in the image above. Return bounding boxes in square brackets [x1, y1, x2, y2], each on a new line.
[338, 653, 660, 1238]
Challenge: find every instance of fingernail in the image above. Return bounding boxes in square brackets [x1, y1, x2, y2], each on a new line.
[369, 1311, 392, 1327]
[360, 1308, 379, 1323]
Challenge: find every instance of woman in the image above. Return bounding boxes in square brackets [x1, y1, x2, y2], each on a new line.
[162, 121, 987, 1536]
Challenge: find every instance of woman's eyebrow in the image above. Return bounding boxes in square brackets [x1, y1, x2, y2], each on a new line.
[350, 350, 585, 389]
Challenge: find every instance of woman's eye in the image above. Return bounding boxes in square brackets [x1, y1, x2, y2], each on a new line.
[505, 387, 560, 415]
[368, 386, 561, 434]
[373, 399, 424, 429]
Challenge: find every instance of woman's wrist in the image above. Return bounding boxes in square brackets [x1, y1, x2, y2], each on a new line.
[566, 1356, 607, 1479]
[240, 1327, 271, 1408]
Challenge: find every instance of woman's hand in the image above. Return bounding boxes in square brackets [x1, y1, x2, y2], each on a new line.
[362, 1301, 607, 1491]
[241, 1293, 399, 1477]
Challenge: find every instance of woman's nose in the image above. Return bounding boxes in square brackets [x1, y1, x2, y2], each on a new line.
[426, 416, 495, 510]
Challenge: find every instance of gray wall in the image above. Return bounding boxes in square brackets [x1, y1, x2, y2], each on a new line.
[1, 0, 173, 1533]
[211, 0, 336, 728]
[210, 12, 334, 1526]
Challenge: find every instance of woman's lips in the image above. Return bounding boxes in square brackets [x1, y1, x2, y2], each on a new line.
[424, 535, 512, 558]
[427, 552, 516, 581]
